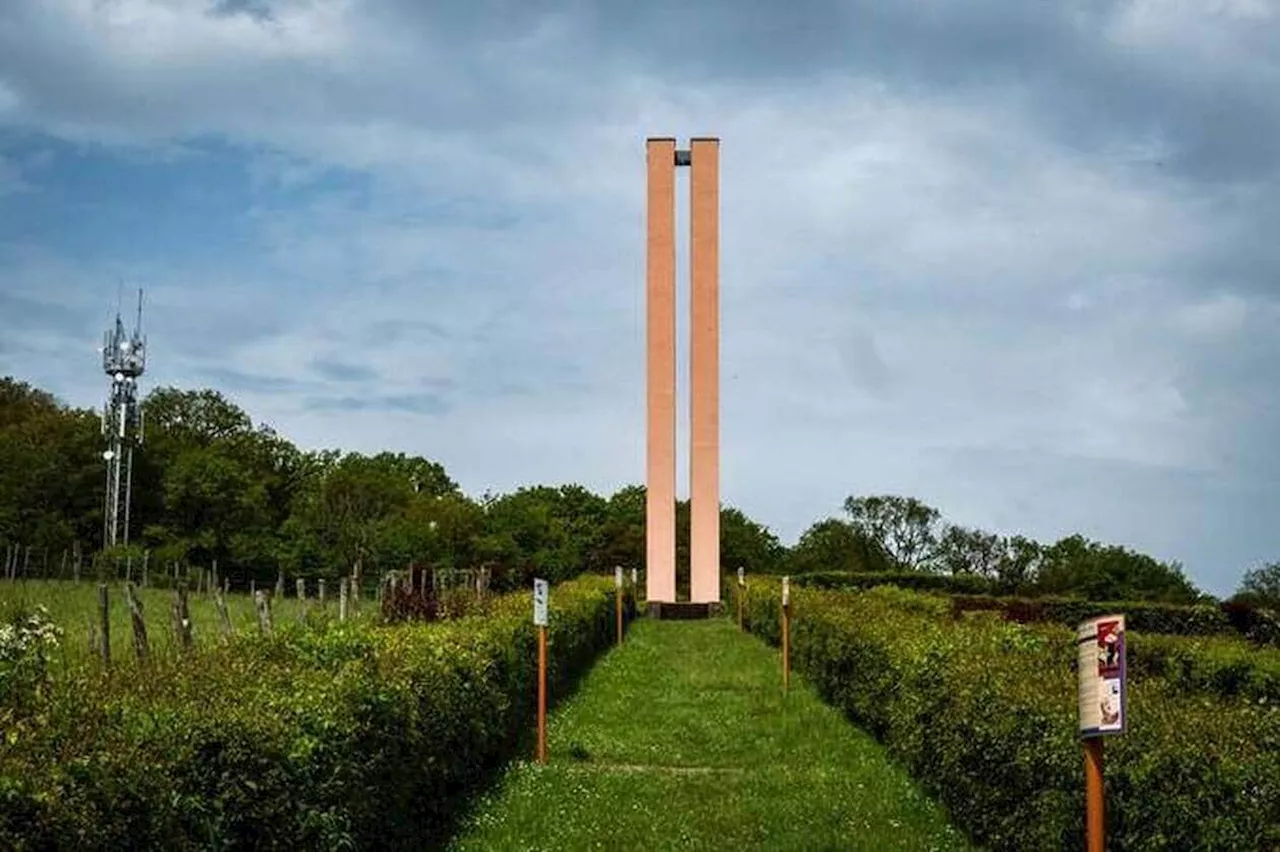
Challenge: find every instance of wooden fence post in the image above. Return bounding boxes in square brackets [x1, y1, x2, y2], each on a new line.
[97, 583, 111, 670]
[213, 586, 233, 637]
[339, 577, 349, 622]
[275, 571, 285, 601]
[172, 585, 193, 652]
[125, 581, 149, 663]
[296, 578, 308, 622]
[254, 590, 273, 633]
[318, 579, 326, 605]
[141, 549, 149, 588]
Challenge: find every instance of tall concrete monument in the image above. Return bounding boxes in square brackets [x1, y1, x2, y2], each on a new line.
[646, 137, 720, 605]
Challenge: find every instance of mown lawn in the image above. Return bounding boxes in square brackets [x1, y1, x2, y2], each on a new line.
[449, 617, 969, 851]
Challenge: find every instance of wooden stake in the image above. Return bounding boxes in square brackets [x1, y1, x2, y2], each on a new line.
[781, 577, 791, 694]
[97, 583, 111, 670]
[1085, 737, 1105, 852]
[615, 566, 624, 645]
[172, 585, 193, 652]
[254, 590, 272, 633]
[339, 577, 349, 622]
[141, 549, 149, 588]
[213, 587, 233, 636]
[125, 581, 149, 663]
[318, 579, 326, 605]
[537, 624, 548, 765]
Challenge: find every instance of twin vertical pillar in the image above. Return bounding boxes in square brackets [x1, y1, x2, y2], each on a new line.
[646, 136, 720, 605]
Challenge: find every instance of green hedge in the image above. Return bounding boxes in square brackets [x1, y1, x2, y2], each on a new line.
[737, 580, 1280, 851]
[949, 593, 1280, 647]
[784, 572, 1280, 646]
[0, 575, 622, 850]
[792, 570, 1004, 596]
[1126, 633, 1280, 704]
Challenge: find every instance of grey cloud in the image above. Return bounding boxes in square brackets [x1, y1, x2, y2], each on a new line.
[304, 392, 449, 415]
[208, 0, 275, 22]
[198, 366, 311, 395]
[311, 358, 378, 382]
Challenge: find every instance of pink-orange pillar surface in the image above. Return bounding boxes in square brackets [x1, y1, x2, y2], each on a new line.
[645, 138, 677, 603]
[689, 138, 720, 604]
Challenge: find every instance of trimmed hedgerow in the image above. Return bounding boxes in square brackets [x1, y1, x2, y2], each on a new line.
[0, 575, 623, 851]
[738, 580, 1280, 851]
[1125, 632, 1280, 704]
[789, 572, 1280, 646]
[792, 570, 1005, 596]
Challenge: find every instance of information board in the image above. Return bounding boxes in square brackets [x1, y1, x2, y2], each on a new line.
[1077, 614, 1126, 737]
[782, 576, 790, 607]
[533, 579, 549, 627]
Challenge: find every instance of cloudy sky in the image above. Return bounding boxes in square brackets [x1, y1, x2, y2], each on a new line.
[2, 1, 1278, 594]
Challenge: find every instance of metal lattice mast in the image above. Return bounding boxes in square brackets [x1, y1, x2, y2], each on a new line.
[101, 289, 147, 550]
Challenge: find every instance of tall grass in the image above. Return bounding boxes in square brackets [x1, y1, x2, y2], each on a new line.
[0, 579, 373, 674]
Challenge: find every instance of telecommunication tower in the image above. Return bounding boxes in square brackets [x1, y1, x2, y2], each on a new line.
[101, 289, 147, 550]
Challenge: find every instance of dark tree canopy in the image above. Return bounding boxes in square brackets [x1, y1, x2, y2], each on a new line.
[0, 374, 1242, 602]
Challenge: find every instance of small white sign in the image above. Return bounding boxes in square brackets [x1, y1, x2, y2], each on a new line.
[631, 568, 638, 586]
[1078, 614, 1126, 737]
[782, 576, 790, 607]
[533, 579, 549, 626]
[615, 566, 623, 588]
[737, 567, 745, 587]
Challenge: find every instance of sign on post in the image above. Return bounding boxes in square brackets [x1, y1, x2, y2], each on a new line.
[1078, 614, 1126, 736]
[782, 576, 790, 607]
[631, 567, 638, 587]
[737, 566, 745, 587]
[533, 578, 549, 627]
[615, 566, 623, 588]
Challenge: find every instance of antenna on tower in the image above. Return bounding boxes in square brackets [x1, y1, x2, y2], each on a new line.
[101, 286, 148, 552]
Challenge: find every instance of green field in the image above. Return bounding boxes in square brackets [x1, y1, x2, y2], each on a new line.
[450, 618, 968, 851]
[0, 579, 372, 672]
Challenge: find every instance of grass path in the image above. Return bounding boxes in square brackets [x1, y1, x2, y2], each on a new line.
[449, 617, 969, 851]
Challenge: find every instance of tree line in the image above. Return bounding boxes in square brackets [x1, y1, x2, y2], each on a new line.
[2, 375, 1275, 606]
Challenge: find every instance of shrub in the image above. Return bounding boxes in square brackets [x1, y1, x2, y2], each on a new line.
[792, 570, 1004, 596]
[736, 580, 1280, 851]
[0, 575, 623, 850]
[1125, 633, 1280, 704]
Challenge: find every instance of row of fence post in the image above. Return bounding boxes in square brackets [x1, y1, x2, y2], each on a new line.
[86, 574, 370, 670]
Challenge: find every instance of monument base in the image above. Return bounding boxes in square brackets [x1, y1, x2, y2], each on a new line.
[647, 601, 724, 620]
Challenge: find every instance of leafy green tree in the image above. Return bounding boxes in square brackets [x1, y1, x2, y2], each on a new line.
[1235, 562, 1280, 610]
[719, 506, 786, 575]
[788, 518, 890, 574]
[842, 495, 941, 571]
[0, 377, 102, 557]
[998, 535, 1044, 589]
[936, 525, 1004, 577]
[1033, 534, 1200, 603]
